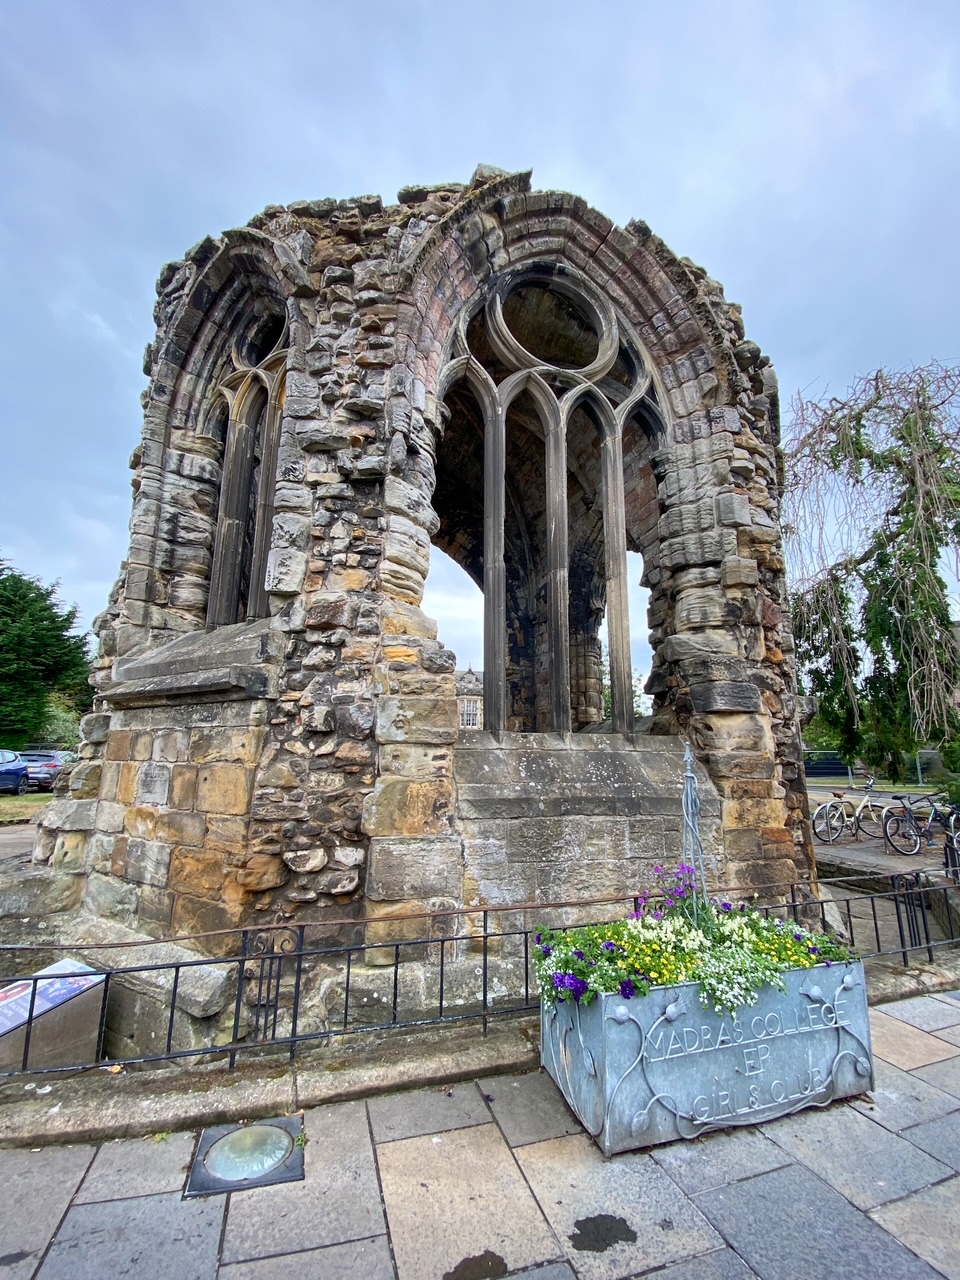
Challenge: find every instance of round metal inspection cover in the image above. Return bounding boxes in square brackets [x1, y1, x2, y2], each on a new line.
[184, 1114, 305, 1198]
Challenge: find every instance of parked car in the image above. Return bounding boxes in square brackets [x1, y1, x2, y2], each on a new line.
[0, 750, 29, 795]
[19, 750, 75, 792]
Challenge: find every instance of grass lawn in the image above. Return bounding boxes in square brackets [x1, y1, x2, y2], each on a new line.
[0, 792, 52, 823]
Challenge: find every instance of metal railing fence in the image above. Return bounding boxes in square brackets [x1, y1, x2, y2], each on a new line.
[1, 869, 957, 1079]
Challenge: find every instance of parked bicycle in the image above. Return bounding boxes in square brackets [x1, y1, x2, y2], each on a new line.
[883, 792, 960, 856]
[811, 775, 884, 843]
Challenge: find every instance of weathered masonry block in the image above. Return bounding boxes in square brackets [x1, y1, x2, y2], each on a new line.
[29, 165, 815, 954]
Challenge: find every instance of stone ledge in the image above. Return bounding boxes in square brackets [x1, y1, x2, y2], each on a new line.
[455, 731, 685, 754]
[105, 665, 276, 706]
[0, 1017, 539, 1146]
[60, 915, 236, 1019]
[113, 618, 282, 682]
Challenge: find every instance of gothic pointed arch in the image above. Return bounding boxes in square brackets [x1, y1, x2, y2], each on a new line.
[436, 261, 663, 735]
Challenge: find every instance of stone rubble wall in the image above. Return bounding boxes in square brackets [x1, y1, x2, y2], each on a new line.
[28, 166, 814, 954]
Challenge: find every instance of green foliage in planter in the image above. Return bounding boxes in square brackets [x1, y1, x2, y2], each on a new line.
[534, 865, 855, 1016]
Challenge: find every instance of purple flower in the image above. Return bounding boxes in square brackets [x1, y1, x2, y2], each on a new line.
[720, 902, 733, 912]
[553, 972, 589, 1002]
[602, 941, 617, 952]
[653, 865, 664, 876]
[808, 945, 819, 955]
[540, 945, 553, 958]
[572, 949, 586, 961]
[794, 932, 804, 943]
[652, 910, 663, 921]
[534, 933, 542, 944]
[619, 979, 637, 999]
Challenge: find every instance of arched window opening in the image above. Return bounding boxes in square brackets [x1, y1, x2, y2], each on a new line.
[438, 266, 663, 737]
[206, 308, 287, 629]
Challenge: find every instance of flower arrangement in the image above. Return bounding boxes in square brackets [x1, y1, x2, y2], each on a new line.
[534, 863, 855, 1016]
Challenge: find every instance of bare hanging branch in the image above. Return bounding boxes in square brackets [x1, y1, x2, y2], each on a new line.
[782, 363, 960, 761]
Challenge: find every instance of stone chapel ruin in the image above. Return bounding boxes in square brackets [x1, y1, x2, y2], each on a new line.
[34, 166, 815, 955]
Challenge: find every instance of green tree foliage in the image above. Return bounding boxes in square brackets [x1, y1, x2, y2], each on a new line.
[784, 364, 960, 781]
[599, 645, 653, 721]
[0, 559, 91, 750]
[40, 691, 83, 749]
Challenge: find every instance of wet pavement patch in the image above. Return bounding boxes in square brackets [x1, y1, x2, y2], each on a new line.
[442, 1249, 509, 1279]
[569, 1213, 638, 1252]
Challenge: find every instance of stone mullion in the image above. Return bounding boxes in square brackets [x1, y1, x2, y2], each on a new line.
[207, 416, 255, 628]
[600, 422, 634, 736]
[245, 391, 281, 621]
[544, 409, 572, 735]
[484, 397, 506, 737]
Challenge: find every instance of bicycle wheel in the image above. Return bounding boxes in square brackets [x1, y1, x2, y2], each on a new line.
[856, 801, 884, 839]
[812, 802, 833, 842]
[884, 811, 921, 855]
[813, 801, 846, 843]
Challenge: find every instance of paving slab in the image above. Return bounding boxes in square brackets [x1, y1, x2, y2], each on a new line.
[869, 1008, 960, 1069]
[217, 1235, 395, 1279]
[933, 1022, 960, 1047]
[694, 1162, 941, 1280]
[650, 1126, 792, 1196]
[870, 1176, 960, 1279]
[220, 1101, 385, 1264]
[654, 1250, 758, 1280]
[911, 1054, 960, 1097]
[761, 1103, 952, 1209]
[366, 1081, 491, 1144]
[900, 1110, 960, 1172]
[851, 1057, 960, 1132]
[0, 1144, 95, 1280]
[933, 990, 960, 1005]
[477, 1070, 582, 1147]
[376, 1122, 561, 1280]
[878, 994, 960, 1032]
[35, 1190, 223, 1280]
[74, 1131, 194, 1203]
[516, 1132, 722, 1280]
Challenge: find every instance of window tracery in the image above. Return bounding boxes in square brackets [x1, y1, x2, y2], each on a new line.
[440, 266, 663, 736]
[204, 310, 287, 628]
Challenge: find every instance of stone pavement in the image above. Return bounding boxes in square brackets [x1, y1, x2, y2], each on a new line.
[3, 993, 960, 1280]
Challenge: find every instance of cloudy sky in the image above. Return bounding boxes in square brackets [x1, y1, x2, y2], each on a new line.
[1, 0, 958, 675]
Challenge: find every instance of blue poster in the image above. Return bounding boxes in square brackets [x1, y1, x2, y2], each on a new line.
[0, 959, 105, 1035]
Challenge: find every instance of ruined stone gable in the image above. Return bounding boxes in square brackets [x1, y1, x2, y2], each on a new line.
[35, 166, 814, 953]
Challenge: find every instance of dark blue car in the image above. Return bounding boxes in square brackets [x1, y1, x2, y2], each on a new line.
[0, 750, 29, 795]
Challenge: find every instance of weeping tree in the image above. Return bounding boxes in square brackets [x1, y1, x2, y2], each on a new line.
[782, 363, 960, 781]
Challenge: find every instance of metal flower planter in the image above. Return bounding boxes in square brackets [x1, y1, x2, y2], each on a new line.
[541, 960, 873, 1156]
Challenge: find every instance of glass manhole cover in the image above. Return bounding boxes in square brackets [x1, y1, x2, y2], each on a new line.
[184, 1115, 305, 1198]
